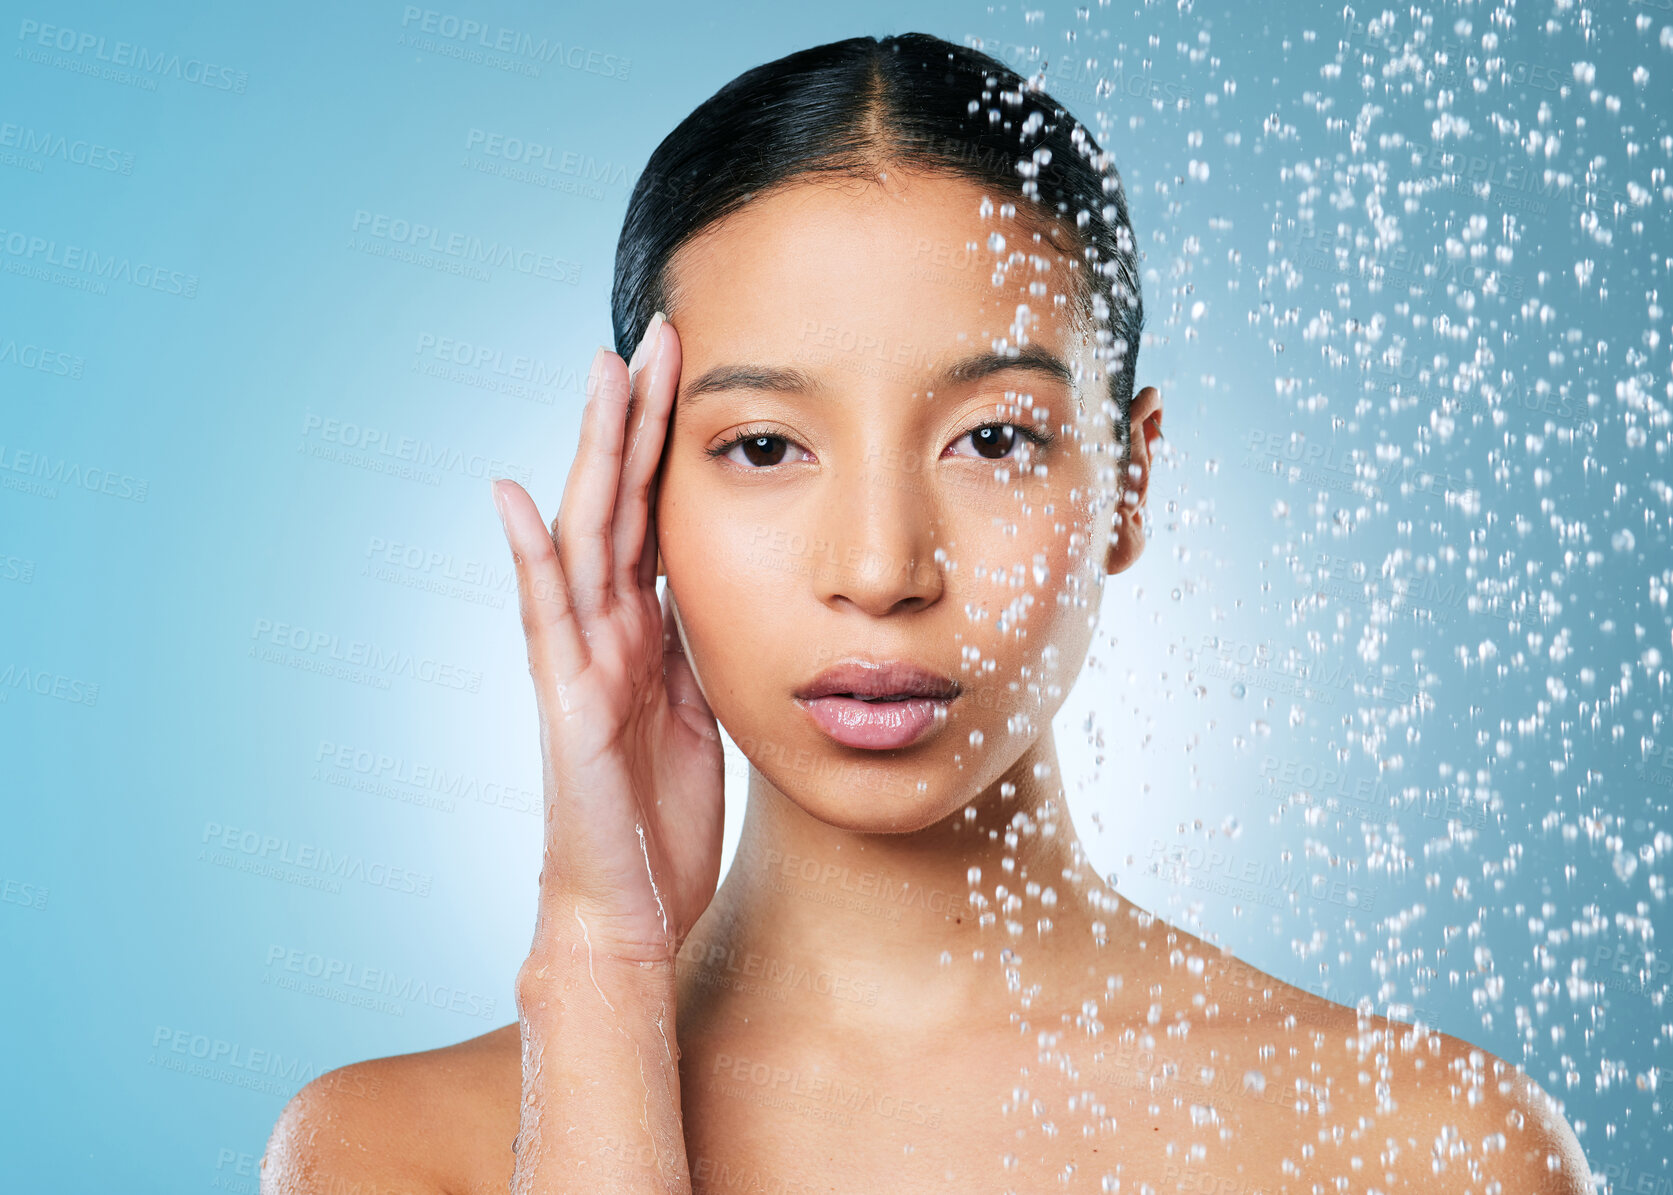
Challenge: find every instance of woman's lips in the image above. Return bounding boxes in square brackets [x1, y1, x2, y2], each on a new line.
[795, 694, 953, 750]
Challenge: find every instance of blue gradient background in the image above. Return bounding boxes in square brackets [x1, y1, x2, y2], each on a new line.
[2, 1, 1668, 1190]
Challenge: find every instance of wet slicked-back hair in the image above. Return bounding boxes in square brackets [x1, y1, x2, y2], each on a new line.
[612, 31, 1145, 466]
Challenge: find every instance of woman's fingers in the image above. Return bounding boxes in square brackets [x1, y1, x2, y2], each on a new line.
[555, 347, 631, 618]
[636, 473, 662, 593]
[493, 478, 587, 690]
[612, 314, 681, 599]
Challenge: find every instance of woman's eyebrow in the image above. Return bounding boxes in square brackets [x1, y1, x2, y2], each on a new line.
[940, 345, 1074, 391]
[678, 345, 1073, 409]
[680, 364, 819, 406]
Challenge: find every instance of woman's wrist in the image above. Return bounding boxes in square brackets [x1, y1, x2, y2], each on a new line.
[533, 891, 682, 963]
[516, 911, 681, 1016]
[512, 915, 689, 1193]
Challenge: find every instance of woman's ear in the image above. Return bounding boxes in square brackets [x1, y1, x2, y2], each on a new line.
[1104, 385, 1163, 576]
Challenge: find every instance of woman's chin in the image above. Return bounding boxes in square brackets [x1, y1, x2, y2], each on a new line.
[783, 789, 969, 835]
[753, 749, 1012, 835]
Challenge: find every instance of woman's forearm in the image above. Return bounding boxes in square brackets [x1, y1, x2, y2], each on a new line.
[488, 328, 723, 1191]
[511, 915, 689, 1194]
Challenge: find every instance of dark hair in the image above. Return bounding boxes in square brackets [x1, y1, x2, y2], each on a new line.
[611, 32, 1145, 472]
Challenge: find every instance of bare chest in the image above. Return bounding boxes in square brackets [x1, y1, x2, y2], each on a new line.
[673, 1029, 1320, 1194]
[448, 1016, 1374, 1194]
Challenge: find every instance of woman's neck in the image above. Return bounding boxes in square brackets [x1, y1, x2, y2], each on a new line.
[690, 729, 1156, 1035]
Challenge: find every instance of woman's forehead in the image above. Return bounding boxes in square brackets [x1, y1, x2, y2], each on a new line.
[662, 174, 1100, 402]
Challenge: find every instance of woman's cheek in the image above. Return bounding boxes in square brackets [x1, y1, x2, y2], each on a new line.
[951, 488, 1094, 703]
[660, 497, 802, 714]
[944, 484, 1082, 603]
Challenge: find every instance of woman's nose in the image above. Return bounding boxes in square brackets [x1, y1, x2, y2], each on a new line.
[811, 462, 944, 617]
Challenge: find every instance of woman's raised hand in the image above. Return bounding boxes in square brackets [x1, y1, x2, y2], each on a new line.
[491, 313, 724, 970]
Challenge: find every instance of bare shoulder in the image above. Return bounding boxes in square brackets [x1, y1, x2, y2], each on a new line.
[260, 1022, 522, 1195]
[1176, 939, 1593, 1191]
[1284, 990, 1592, 1190]
[1388, 1029, 1594, 1193]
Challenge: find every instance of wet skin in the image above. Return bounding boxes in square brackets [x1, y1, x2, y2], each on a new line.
[261, 171, 1590, 1193]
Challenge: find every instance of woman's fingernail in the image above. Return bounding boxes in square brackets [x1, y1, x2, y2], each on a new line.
[587, 345, 609, 399]
[627, 311, 665, 385]
[490, 478, 509, 531]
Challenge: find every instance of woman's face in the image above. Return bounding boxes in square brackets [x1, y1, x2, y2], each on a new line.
[655, 169, 1145, 832]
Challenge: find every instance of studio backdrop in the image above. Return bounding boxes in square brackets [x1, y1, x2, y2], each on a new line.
[2, 0, 1668, 1190]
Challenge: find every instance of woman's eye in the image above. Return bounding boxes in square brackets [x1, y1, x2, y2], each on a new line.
[708, 424, 1048, 469]
[949, 423, 1047, 461]
[709, 431, 805, 468]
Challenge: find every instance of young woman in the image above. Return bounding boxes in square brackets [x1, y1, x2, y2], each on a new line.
[262, 33, 1590, 1194]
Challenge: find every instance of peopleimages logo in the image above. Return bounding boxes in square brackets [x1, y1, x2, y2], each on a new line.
[151, 1026, 320, 1081]
[396, 8, 631, 80]
[985, 42, 1194, 106]
[299, 409, 533, 488]
[412, 332, 571, 397]
[463, 129, 634, 186]
[0, 227, 198, 297]
[15, 19, 250, 92]
[0, 121, 135, 174]
[263, 944, 497, 1018]
[313, 738, 540, 816]
[0, 336, 84, 378]
[0, 443, 149, 501]
[0, 662, 98, 706]
[1148, 840, 1377, 911]
[249, 616, 485, 694]
[199, 820, 434, 897]
[350, 210, 580, 285]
